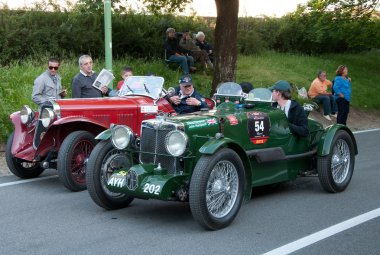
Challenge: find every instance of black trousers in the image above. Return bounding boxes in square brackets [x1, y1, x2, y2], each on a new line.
[336, 97, 350, 125]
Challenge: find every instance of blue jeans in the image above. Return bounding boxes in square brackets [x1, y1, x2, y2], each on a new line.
[168, 55, 194, 74]
[313, 95, 337, 115]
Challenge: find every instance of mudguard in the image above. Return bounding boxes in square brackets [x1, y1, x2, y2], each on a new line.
[95, 129, 112, 140]
[198, 137, 237, 155]
[317, 124, 358, 156]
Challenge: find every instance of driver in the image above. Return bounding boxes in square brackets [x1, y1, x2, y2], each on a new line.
[270, 80, 309, 137]
[166, 74, 209, 114]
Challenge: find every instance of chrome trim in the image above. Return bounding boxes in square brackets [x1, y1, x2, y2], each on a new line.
[51, 101, 61, 119]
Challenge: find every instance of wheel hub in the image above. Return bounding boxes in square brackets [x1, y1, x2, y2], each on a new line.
[212, 179, 224, 192]
[75, 154, 85, 165]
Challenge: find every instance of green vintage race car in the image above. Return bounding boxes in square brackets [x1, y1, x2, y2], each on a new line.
[86, 82, 358, 230]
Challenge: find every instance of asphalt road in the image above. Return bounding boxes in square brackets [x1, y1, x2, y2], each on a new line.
[0, 129, 379, 255]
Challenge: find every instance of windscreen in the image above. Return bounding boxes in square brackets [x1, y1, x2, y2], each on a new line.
[119, 76, 164, 99]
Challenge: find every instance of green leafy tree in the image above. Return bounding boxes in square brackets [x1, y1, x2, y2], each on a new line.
[291, 0, 380, 53]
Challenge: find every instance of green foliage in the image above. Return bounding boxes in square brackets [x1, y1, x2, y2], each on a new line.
[289, 0, 380, 53]
[0, 9, 211, 66]
[237, 18, 269, 55]
[141, 0, 193, 14]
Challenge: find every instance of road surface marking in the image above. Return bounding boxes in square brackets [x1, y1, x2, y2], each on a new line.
[353, 128, 380, 134]
[262, 207, 380, 255]
[0, 176, 57, 188]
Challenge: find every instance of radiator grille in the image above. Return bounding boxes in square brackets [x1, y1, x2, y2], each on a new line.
[140, 120, 183, 174]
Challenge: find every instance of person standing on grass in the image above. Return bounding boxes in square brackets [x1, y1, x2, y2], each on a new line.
[32, 57, 67, 106]
[71, 55, 110, 98]
[308, 70, 337, 121]
[333, 65, 351, 125]
[270, 80, 309, 137]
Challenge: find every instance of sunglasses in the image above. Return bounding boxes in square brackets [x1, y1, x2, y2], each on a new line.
[49, 66, 59, 70]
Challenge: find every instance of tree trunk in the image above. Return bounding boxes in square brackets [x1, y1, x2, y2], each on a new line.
[211, 0, 239, 96]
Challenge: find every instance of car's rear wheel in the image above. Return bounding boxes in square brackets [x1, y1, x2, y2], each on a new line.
[318, 130, 355, 193]
[57, 131, 96, 191]
[189, 148, 245, 230]
[86, 140, 134, 209]
[5, 132, 44, 178]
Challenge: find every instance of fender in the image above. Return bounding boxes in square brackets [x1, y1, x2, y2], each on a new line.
[9, 111, 37, 158]
[198, 137, 237, 155]
[51, 116, 109, 129]
[317, 124, 358, 156]
[95, 129, 112, 140]
[198, 137, 253, 203]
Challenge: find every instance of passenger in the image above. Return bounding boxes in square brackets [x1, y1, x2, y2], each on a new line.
[308, 71, 337, 121]
[166, 74, 209, 114]
[270, 80, 309, 137]
[116, 66, 133, 91]
[164, 28, 196, 75]
[71, 55, 112, 98]
[32, 57, 67, 106]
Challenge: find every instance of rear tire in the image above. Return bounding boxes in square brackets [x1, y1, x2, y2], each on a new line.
[5, 132, 44, 178]
[86, 140, 134, 210]
[57, 131, 96, 191]
[318, 130, 355, 193]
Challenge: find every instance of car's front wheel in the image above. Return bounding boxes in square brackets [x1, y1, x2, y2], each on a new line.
[57, 131, 96, 191]
[86, 140, 134, 210]
[189, 148, 245, 230]
[318, 130, 355, 193]
[5, 132, 44, 178]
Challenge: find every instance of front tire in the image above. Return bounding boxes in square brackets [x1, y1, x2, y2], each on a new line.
[318, 130, 355, 193]
[57, 131, 96, 191]
[86, 140, 134, 210]
[189, 148, 245, 230]
[5, 132, 44, 178]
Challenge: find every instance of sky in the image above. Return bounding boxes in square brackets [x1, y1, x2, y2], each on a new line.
[3, 0, 310, 17]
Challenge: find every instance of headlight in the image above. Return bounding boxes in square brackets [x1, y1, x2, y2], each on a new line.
[165, 130, 188, 156]
[111, 125, 133, 150]
[20, 105, 34, 124]
[40, 108, 55, 128]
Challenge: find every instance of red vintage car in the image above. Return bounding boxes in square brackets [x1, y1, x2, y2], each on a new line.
[6, 76, 179, 191]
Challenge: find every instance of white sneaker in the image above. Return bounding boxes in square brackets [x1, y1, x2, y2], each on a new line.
[330, 113, 337, 118]
[323, 115, 332, 121]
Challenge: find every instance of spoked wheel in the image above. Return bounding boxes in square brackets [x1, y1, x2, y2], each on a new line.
[5, 132, 44, 178]
[189, 148, 245, 230]
[318, 130, 355, 193]
[86, 140, 134, 210]
[57, 131, 96, 191]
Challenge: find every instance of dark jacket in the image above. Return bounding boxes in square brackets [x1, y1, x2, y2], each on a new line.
[287, 101, 309, 137]
[164, 37, 191, 56]
[195, 39, 213, 53]
[167, 86, 209, 114]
